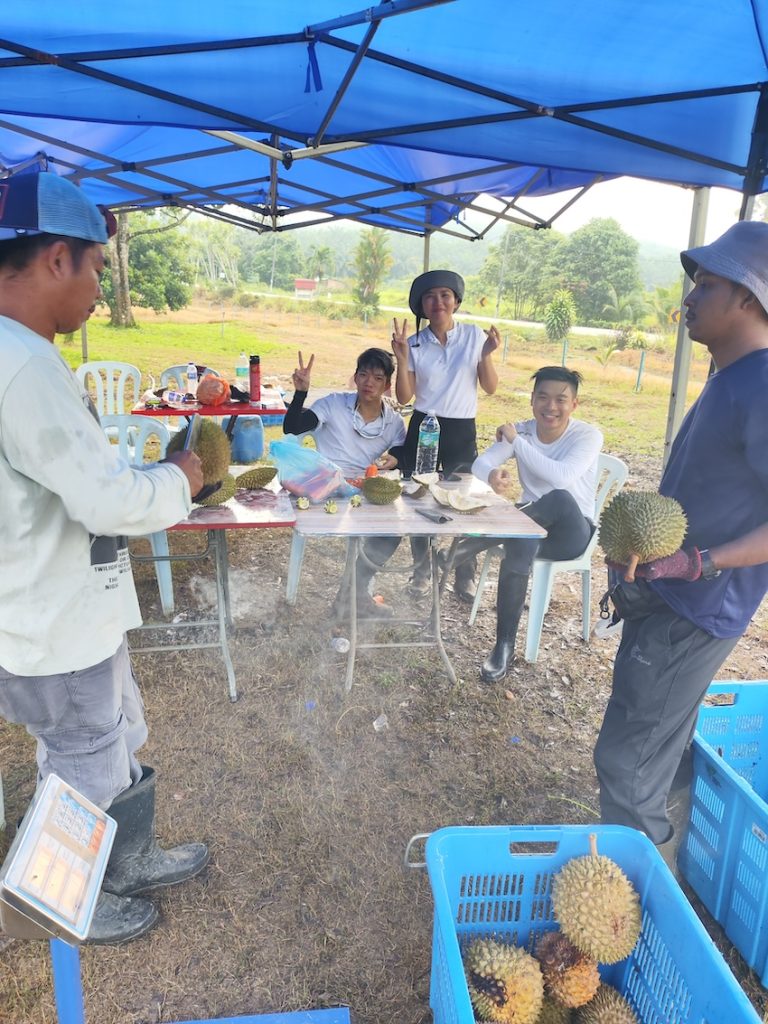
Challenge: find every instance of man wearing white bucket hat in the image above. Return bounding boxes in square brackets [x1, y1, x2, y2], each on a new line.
[595, 221, 768, 859]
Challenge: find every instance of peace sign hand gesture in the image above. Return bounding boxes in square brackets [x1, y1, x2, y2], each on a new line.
[391, 318, 410, 362]
[292, 351, 315, 392]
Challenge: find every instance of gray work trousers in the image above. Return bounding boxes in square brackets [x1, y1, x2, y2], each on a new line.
[594, 580, 738, 843]
[0, 638, 146, 809]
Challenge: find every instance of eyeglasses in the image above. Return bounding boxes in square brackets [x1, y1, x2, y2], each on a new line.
[352, 405, 385, 438]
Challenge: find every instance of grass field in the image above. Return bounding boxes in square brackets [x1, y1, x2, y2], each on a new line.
[63, 296, 711, 460]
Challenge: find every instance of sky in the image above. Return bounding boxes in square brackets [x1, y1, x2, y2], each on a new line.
[520, 177, 747, 250]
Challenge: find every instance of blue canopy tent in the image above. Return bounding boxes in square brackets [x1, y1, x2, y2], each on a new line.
[2, 0, 768, 450]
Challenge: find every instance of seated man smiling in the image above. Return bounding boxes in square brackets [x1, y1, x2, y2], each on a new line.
[453, 366, 603, 682]
[283, 347, 406, 617]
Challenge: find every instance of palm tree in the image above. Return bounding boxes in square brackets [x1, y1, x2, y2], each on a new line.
[602, 284, 650, 324]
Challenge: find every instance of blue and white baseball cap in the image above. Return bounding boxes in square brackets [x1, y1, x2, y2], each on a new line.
[0, 171, 115, 243]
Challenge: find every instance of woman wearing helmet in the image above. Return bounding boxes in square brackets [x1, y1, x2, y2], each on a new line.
[392, 269, 501, 599]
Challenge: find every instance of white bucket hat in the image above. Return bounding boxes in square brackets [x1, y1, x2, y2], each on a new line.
[681, 221, 768, 314]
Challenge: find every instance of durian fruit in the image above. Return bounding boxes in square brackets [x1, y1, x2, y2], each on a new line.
[574, 985, 638, 1024]
[324, 499, 338, 514]
[362, 476, 402, 505]
[534, 932, 600, 1009]
[296, 496, 310, 510]
[350, 494, 362, 507]
[464, 938, 544, 1024]
[236, 465, 277, 488]
[197, 473, 236, 506]
[167, 419, 231, 485]
[551, 834, 641, 965]
[599, 490, 687, 582]
[537, 996, 574, 1023]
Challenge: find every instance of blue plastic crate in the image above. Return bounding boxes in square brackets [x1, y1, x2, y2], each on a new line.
[425, 824, 759, 1024]
[679, 680, 768, 985]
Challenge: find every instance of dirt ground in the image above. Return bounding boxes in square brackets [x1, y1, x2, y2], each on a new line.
[1, 451, 767, 1024]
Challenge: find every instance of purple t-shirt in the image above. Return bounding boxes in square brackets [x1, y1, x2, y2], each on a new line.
[652, 349, 768, 637]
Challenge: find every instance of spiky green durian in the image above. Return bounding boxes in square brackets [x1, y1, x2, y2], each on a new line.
[534, 931, 600, 1009]
[538, 996, 574, 1023]
[574, 985, 638, 1024]
[167, 420, 231, 485]
[464, 938, 544, 1024]
[362, 476, 402, 505]
[236, 465, 277, 488]
[197, 473, 236, 506]
[551, 835, 641, 965]
[599, 490, 686, 580]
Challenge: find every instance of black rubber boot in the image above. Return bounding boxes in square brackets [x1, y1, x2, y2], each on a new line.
[86, 890, 159, 945]
[102, 767, 210, 898]
[480, 566, 529, 683]
[453, 554, 478, 604]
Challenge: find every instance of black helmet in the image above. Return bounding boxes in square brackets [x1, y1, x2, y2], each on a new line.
[408, 270, 465, 317]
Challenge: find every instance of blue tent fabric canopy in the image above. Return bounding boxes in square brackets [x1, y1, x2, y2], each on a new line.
[1, 0, 768, 232]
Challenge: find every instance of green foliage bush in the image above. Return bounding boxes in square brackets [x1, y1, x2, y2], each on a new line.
[236, 291, 260, 308]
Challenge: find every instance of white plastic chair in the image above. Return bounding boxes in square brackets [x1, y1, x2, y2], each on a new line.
[101, 414, 176, 616]
[160, 364, 220, 390]
[468, 453, 629, 663]
[75, 361, 142, 416]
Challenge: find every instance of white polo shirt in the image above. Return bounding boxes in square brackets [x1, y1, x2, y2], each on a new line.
[310, 392, 407, 478]
[407, 321, 487, 418]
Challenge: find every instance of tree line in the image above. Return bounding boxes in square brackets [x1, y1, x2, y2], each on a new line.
[103, 210, 684, 339]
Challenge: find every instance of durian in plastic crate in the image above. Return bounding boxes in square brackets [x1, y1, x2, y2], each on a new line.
[679, 680, 768, 986]
[425, 824, 759, 1024]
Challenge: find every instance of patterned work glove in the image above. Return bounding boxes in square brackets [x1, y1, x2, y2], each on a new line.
[634, 547, 702, 582]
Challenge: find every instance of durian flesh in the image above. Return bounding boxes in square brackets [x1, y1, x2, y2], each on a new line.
[464, 938, 544, 1024]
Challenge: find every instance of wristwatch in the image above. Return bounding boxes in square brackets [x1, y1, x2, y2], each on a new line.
[699, 548, 722, 580]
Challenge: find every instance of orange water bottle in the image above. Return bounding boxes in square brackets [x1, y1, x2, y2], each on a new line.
[249, 354, 261, 404]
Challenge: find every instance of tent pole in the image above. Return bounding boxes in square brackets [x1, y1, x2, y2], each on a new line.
[661, 187, 709, 470]
[423, 227, 431, 271]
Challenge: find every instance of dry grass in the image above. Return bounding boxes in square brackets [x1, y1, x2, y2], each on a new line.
[1, 311, 767, 1023]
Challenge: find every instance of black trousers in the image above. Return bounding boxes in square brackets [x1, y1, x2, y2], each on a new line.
[452, 488, 593, 575]
[401, 410, 477, 478]
[594, 580, 739, 843]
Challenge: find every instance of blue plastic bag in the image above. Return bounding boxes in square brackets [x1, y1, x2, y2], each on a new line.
[269, 437, 346, 503]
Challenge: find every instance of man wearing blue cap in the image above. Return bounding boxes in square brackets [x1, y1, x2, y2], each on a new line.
[0, 171, 208, 942]
[595, 221, 768, 863]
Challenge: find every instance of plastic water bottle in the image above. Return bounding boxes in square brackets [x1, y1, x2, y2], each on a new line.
[415, 411, 440, 476]
[235, 352, 249, 396]
[186, 361, 198, 398]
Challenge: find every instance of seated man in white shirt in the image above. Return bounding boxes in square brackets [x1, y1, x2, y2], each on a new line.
[283, 347, 407, 617]
[456, 366, 603, 682]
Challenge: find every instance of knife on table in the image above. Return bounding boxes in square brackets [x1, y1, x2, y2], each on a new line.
[415, 508, 453, 524]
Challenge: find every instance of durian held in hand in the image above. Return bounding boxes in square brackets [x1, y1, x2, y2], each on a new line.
[598, 490, 689, 583]
[166, 419, 231, 503]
